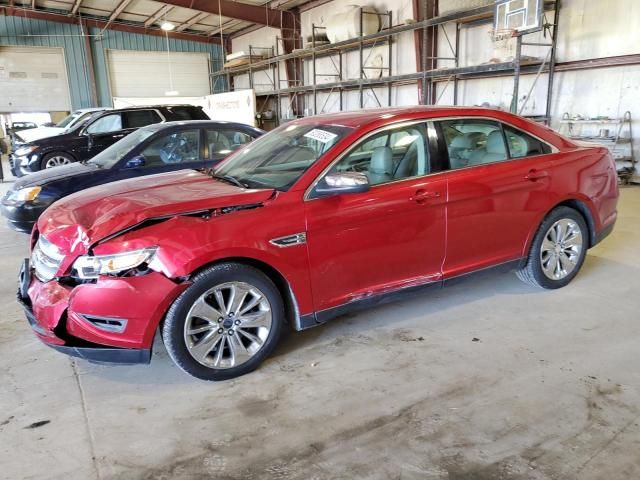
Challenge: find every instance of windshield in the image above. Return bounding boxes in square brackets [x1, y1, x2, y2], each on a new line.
[214, 123, 352, 190]
[59, 111, 96, 130]
[56, 112, 81, 128]
[88, 127, 159, 168]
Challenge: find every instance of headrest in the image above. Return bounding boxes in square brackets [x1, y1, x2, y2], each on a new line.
[369, 146, 393, 174]
[450, 135, 472, 149]
[486, 131, 507, 154]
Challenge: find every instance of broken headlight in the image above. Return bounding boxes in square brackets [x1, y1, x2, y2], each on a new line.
[72, 247, 157, 279]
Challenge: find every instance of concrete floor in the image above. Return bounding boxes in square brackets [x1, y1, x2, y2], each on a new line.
[1, 180, 639, 480]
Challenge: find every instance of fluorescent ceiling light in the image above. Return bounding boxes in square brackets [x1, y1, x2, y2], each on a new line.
[160, 21, 175, 31]
[165, 90, 179, 96]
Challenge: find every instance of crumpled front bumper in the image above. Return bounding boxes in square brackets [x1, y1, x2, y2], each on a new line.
[18, 259, 187, 364]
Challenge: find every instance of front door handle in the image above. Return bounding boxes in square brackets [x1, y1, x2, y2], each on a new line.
[112, 134, 125, 139]
[410, 189, 441, 204]
[525, 169, 549, 181]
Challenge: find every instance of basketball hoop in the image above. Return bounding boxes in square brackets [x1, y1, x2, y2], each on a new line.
[489, 28, 517, 43]
[488, 28, 517, 62]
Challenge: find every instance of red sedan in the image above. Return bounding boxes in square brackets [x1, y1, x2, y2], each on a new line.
[19, 107, 619, 380]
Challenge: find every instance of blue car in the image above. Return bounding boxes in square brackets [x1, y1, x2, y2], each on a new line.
[1, 121, 264, 232]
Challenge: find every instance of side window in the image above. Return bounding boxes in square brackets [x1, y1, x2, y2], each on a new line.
[440, 119, 507, 169]
[503, 125, 552, 158]
[140, 129, 200, 166]
[166, 106, 208, 121]
[206, 129, 255, 159]
[86, 113, 123, 134]
[124, 110, 162, 129]
[330, 123, 429, 186]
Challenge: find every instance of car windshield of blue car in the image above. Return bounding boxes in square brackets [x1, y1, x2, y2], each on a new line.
[214, 123, 353, 190]
[88, 127, 160, 168]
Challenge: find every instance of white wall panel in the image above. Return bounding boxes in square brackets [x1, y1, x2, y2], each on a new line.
[0, 46, 71, 112]
[106, 50, 210, 98]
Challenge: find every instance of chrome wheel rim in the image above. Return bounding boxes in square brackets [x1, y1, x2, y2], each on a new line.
[45, 155, 71, 168]
[184, 281, 272, 369]
[540, 219, 583, 280]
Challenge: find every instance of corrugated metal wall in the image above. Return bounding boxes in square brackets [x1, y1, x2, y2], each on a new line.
[0, 15, 224, 111]
[0, 15, 94, 110]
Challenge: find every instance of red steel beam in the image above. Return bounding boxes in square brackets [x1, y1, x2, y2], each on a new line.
[159, 0, 296, 30]
[0, 6, 223, 44]
[413, 0, 438, 104]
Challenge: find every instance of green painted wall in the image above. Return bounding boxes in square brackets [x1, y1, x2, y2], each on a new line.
[0, 15, 224, 111]
[0, 15, 94, 110]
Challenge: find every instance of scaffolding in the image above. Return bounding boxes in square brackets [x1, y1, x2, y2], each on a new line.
[211, 0, 560, 127]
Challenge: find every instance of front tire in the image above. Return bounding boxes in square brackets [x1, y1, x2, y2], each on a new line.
[162, 263, 284, 381]
[41, 152, 74, 170]
[516, 206, 588, 289]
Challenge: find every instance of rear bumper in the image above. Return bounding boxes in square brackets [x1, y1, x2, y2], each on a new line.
[18, 259, 187, 365]
[593, 218, 616, 247]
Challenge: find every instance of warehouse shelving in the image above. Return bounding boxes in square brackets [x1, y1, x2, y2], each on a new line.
[560, 111, 636, 183]
[211, 0, 560, 127]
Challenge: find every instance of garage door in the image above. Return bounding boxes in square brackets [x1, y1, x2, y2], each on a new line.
[106, 50, 210, 98]
[0, 46, 71, 112]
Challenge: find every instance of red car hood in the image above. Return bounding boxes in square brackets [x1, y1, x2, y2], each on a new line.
[38, 170, 274, 255]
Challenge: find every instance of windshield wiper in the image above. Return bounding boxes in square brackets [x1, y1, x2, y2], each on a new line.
[210, 173, 248, 189]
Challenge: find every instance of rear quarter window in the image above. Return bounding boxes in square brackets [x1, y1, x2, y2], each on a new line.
[164, 106, 209, 121]
[124, 110, 162, 129]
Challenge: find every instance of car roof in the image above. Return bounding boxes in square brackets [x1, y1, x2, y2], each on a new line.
[114, 104, 203, 111]
[141, 120, 263, 131]
[292, 106, 521, 128]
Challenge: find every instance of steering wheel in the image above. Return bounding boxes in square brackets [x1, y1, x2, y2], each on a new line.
[160, 137, 185, 164]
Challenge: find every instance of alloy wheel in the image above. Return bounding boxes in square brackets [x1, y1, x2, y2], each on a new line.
[45, 155, 72, 168]
[539, 218, 583, 280]
[184, 281, 272, 369]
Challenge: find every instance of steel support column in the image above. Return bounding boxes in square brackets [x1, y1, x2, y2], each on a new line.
[413, 0, 438, 104]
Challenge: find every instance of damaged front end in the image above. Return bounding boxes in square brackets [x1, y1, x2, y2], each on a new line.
[19, 191, 273, 364]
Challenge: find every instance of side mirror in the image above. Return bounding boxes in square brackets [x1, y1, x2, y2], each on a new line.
[124, 155, 145, 169]
[313, 172, 369, 198]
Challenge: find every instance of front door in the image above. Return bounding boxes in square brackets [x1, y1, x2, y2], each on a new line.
[438, 118, 558, 277]
[116, 127, 205, 179]
[304, 121, 447, 312]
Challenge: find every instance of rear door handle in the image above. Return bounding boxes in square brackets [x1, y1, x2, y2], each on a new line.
[525, 169, 549, 181]
[410, 189, 441, 204]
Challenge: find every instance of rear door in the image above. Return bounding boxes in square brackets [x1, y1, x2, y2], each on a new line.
[204, 128, 259, 167]
[439, 118, 558, 278]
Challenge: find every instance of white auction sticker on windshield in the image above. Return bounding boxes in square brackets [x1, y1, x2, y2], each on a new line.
[304, 129, 338, 143]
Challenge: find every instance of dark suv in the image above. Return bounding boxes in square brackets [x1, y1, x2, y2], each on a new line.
[10, 105, 209, 177]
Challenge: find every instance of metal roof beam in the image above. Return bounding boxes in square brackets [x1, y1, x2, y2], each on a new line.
[103, 0, 133, 31]
[158, 0, 295, 29]
[69, 0, 83, 16]
[144, 4, 173, 27]
[0, 6, 223, 45]
[176, 11, 209, 32]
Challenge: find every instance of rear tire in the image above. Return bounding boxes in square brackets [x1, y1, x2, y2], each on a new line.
[162, 263, 284, 381]
[516, 206, 588, 289]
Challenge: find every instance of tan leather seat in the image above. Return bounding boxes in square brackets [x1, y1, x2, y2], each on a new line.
[368, 146, 393, 184]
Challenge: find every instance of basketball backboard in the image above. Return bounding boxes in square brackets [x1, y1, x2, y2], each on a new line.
[494, 0, 544, 35]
